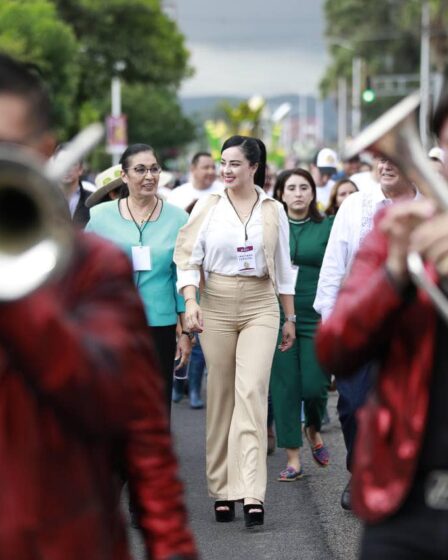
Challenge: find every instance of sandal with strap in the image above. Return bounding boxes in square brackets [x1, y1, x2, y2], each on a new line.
[305, 428, 330, 467]
[243, 502, 264, 528]
[310, 443, 330, 467]
[277, 465, 303, 482]
[214, 500, 235, 522]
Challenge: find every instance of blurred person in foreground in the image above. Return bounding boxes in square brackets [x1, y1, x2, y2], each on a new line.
[0, 53, 196, 560]
[316, 92, 448, 559]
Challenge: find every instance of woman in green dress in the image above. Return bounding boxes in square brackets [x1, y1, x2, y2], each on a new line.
[270, 168, 333, 480]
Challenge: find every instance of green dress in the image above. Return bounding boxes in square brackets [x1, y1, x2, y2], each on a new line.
[270, 215, 333, 448]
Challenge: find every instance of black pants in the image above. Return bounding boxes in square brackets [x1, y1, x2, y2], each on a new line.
[360, 475, 448, 559]
[336, 362, 374, 470]
[151, 325, 177, 418]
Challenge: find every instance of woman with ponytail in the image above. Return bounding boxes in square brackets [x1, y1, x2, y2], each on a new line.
[174, 135, 296, 528]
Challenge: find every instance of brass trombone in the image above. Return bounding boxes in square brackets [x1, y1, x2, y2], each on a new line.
[344, 92, 448, 323]
[0, 123, 103, 300]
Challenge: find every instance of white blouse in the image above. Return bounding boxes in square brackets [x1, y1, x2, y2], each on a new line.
[176, 188, 295, 295]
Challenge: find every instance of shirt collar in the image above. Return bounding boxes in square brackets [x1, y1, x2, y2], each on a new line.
[373, 184, 421, 211]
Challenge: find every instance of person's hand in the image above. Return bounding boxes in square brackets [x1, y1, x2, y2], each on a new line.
[185, 299, 204, 333]
[175, 334, 192, 371]
[379, 199, 436, 285]
[279, 320, 296, 352]
[411, 209, 448, 279]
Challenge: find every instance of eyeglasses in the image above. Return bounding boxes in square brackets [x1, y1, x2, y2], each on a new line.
[127, 164, 162, 177]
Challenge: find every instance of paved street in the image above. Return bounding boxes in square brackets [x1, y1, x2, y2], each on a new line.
[129, 392, 362, 560]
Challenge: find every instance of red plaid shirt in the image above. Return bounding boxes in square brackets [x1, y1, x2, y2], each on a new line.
[0, 231, 196, 560]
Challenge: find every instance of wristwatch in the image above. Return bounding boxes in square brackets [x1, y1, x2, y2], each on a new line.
[181, 330, 194, 340]
[285, 314, 296, 323]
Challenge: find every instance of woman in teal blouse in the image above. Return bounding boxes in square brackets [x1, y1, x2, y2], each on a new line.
[86, 144, 190, 411]
[270, 168, 333, 481]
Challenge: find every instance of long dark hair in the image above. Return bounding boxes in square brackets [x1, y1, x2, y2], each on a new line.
[325, 178, 358, 216]
[221, 135, 267, 187]
[273, 168, 323, 223]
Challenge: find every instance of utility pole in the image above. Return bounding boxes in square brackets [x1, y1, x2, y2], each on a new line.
[299, 94, 308, 145]
[338, 77, 348, 152]
[110, 77, 122, 165]
[316, 97, 324, 145]
[420, 0, 431, 151]
[352, 57, 362, 137]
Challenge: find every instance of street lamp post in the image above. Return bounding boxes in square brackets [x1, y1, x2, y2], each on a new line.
[352, 56, 362, 137]
[110, 78, 122, 162]
[337, 77, 348, 153]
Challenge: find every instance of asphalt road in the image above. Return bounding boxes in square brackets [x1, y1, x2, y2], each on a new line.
[128, 392, 362, 560]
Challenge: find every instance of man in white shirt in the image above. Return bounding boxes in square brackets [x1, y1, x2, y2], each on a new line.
[314, 157, 419, 510]
[168, 152, 222, 211]
[310, 147, 339, 211]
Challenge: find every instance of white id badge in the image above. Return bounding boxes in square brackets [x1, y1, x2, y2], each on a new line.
[236, 245, 256, 271]
[131, 246, 152, 271]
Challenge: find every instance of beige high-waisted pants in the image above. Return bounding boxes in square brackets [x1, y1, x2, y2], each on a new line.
[199, 273, 279, 503]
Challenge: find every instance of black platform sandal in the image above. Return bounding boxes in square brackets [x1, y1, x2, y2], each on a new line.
[214, 500, 235, 522]
[243, 502, 264, 528]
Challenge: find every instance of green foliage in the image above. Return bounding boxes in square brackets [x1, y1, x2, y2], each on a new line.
[218, 99, 265, 137]
[53, 0, 195, 153]
[121, 83, 196, 160]
[0, 0, 80, 136]
[321, 0, 421, 95]
[54, 0, 192, 94]
[0, 0, 195, 158]
[320, 0, 448, 125]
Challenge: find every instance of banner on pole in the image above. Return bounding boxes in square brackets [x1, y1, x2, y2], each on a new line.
[106, 115, 127, 154]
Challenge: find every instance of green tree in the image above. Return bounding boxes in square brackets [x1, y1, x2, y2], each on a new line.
[53, 0, 196, 153]
[122, 83, 196, 160]
[54, 0, 191, 101]
[0, 0, 80, 136]
[320, 0, 448, 124]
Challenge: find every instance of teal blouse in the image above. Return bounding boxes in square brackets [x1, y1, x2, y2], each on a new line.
[86, 199, 188, 326]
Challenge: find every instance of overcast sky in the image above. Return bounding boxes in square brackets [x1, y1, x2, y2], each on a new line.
[172, 0, 329, 98]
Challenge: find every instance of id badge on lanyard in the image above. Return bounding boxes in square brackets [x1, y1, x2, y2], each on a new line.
[236, 245, 256, 271]
[132, 245, 152, 271]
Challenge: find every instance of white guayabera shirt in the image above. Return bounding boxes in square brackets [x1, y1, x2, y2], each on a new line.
[314, 185, 420, 321]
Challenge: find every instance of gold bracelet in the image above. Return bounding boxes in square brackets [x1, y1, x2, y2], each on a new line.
[185, 297, 196, 303]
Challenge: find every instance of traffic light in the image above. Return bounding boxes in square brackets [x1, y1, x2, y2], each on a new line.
[362, 77, 376, 103]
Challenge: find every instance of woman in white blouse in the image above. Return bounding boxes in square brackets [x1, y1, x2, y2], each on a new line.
[174, 135, 296, 528]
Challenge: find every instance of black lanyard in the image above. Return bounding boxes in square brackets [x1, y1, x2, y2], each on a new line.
[126, 196, 160, 245]
[226, 191, 260, 242]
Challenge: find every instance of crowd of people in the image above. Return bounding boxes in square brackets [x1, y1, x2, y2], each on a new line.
[3, 50, 448, 559]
